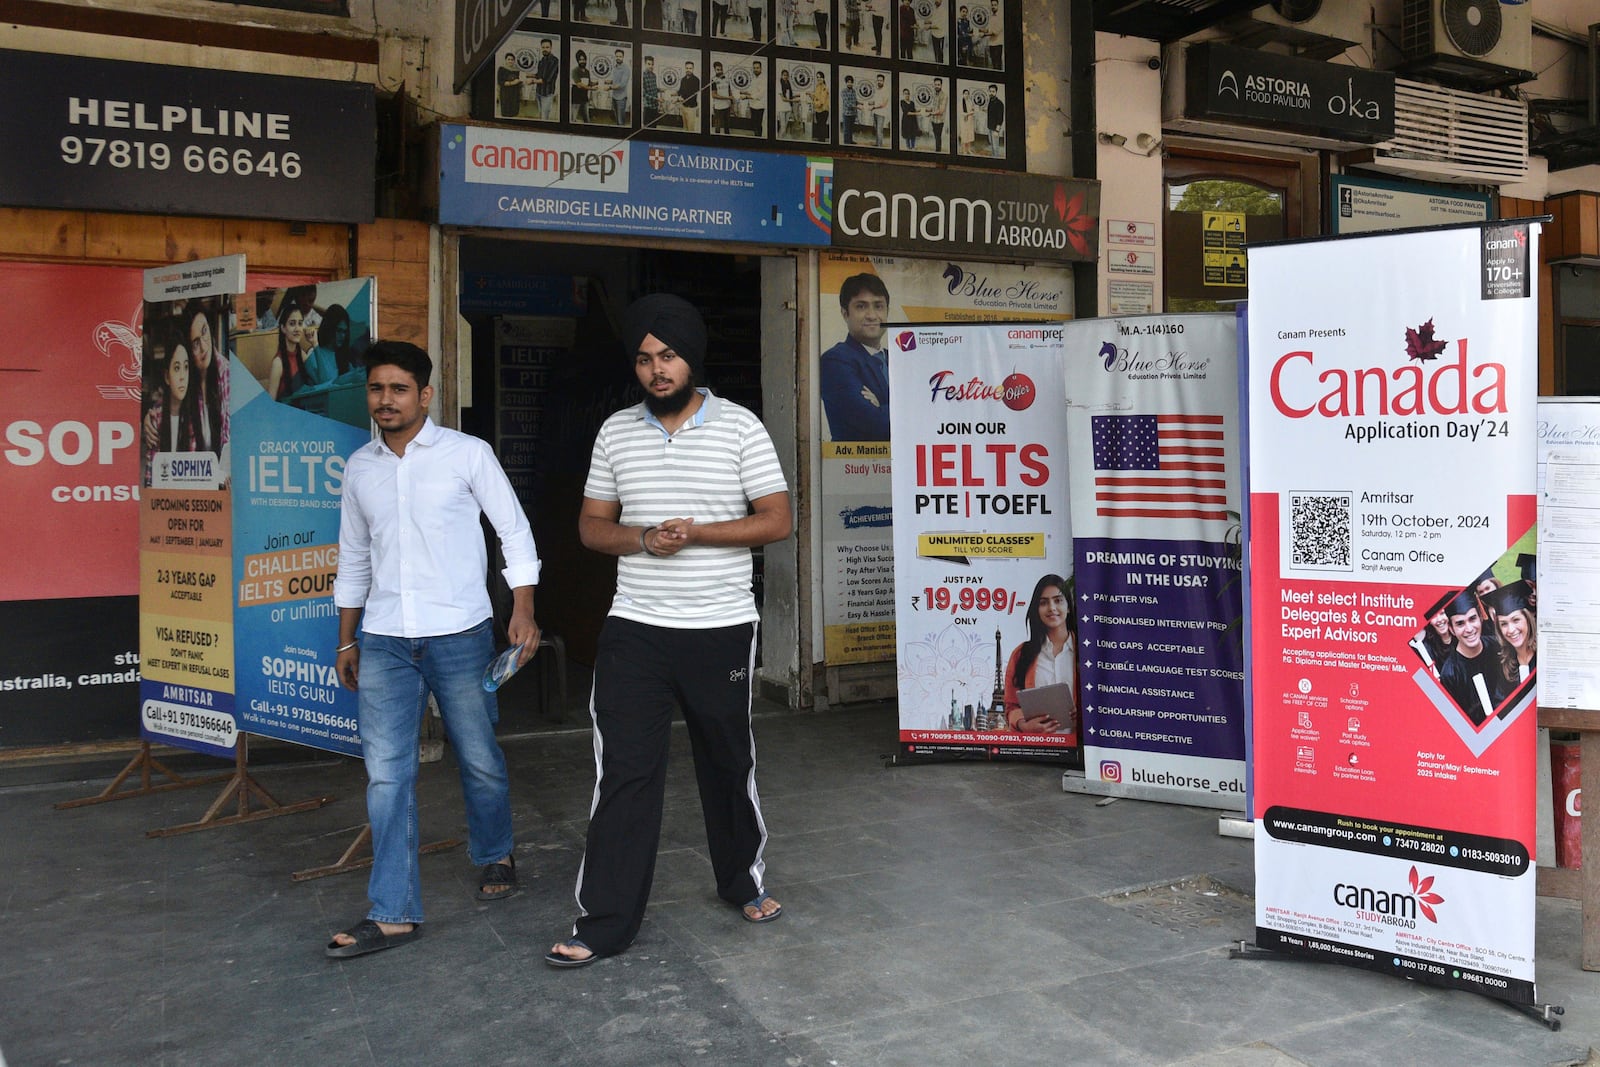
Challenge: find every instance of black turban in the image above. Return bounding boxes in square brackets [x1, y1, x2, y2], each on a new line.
[622, 294, 706, 379]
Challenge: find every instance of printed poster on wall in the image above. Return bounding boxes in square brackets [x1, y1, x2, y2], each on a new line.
[138, 257, 245, 759]
[0, 263, 145, 746]
[818, 252, 1073, 665]
[1063, 315, 1246, 807]
[1247, 222, 1540, 1005]
[1535, 399, 1600, 712]
[229, 278, 376, 758]
[889, 322, 1075, 761]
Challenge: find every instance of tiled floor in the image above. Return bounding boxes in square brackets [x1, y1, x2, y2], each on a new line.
[2, 698, 1595, 1066]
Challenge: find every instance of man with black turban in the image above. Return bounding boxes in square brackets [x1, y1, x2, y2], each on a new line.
[547, 294, 793, 968]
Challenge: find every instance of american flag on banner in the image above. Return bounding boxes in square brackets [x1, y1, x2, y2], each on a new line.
[1090, 413, 1227, 521]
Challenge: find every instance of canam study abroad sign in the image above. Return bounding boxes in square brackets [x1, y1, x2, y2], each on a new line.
[829, 160, 1100, 264]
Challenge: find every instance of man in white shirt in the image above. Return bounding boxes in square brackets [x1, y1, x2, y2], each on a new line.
[742, 60, 768, 136]
[326, 340, 542, 959]
[546, 295, 792, 968]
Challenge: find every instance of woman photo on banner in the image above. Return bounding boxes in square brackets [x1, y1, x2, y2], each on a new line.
[1409, 590, 1456, 679]
[1485, 580, 1537, 691]
[303, 303, 361, 387]
[182, 300, 229, 457]
[1003, 572, 1077, 734]
[266, 287, 315, 400]
[141, 330, 194, 485]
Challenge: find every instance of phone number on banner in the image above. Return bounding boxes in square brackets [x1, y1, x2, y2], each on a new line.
[59, 137, 303, 178]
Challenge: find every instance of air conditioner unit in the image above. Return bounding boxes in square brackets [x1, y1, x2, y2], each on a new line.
[1346, 78, 1528, 185]
[1223, 0, 1365, 60]
[1399, 0, 1533, 86]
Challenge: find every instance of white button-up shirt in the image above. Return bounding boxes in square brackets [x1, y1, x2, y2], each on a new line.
[334, 418, 540, 638]
[1032, 635, 1075, 690]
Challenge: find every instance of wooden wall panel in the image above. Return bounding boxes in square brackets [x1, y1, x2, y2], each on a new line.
[0, 208, 351, 277]
[0, 209, 86, 259]
[225, 221, 349, 274]
[1540, 260, 1555, 396]
[1543, 192, 1600, 265]
[357, 219, 431, 350]
[1582, 194, 1600, 262]
[82, 214, 225, 264]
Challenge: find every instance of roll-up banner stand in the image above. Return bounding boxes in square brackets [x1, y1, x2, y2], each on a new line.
[139, 256, 247, 758]
[1246, 220, 1544, 1010]
[1061, 315, 1247, 806]
[136, 269, 376, 760]
[229, 279, 377, 758]
[888, 322, 1076, 762]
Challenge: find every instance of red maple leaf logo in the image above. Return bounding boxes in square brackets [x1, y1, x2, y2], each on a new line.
[1405, 318, 1448, 363]
[1408, 865, 1445, 923]
[1057, 189, 1097, 259]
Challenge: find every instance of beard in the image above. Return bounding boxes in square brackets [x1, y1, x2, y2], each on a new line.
[644, 377, 697, 417]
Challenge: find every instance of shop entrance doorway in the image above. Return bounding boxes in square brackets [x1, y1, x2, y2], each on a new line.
[455, 238, 764, 670]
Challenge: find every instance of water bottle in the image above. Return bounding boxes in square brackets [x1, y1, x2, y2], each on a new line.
[482, 644, 527, 692]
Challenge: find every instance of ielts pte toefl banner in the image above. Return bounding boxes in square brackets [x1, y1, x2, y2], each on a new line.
[888, 323, 1074, 761]
[1063, 315, 1246, 807]
[1247, 222, 1540, 1006]
[818, 252, 1075, 666]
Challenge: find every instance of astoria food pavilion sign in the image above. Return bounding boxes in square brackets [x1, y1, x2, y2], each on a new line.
[1182, 41, 1395, 143]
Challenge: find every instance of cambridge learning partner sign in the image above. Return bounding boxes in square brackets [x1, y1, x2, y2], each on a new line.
[1247, 221, 1541, 1006]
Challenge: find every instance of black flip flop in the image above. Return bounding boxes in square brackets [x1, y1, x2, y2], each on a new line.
[325, 919, 423, 959]
[544, 938, 598, 969]
[476, 856, 520, 901]
[740, 891, 783, 924]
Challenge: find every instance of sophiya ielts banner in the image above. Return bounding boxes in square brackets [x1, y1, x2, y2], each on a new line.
[888, 322, 1075, 761]
[1247, 221, 1540, 1006]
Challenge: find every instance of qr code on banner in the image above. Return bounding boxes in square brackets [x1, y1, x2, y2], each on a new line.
[1289, 491, 1352, 571]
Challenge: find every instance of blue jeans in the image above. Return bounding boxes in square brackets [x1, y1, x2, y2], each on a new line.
[357, 618, 512, 924]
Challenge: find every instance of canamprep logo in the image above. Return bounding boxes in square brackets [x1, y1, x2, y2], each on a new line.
[1333, 865, 1444, 927]
[464, 130, 628, 192]
[1270, 317, 1506, 418]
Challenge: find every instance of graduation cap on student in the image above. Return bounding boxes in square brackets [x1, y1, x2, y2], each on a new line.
[1516, 553, 1536, 583]
[1444, 588, 1481, 619]
[1479, 580, 1533, 619]
[1473, 566, 1500, 592]
[1421, 590, 1456, 625]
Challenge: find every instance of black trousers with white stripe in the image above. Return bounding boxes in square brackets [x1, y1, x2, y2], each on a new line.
[572, 617, 769, 956]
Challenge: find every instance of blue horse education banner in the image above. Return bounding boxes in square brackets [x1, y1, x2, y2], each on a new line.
[1063, 314, 1247, 806]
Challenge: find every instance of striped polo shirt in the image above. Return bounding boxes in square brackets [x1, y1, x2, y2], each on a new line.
[585, 390, 789, 628]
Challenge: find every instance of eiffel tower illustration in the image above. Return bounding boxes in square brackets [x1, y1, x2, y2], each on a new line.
[982, 627, 1006, 731]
